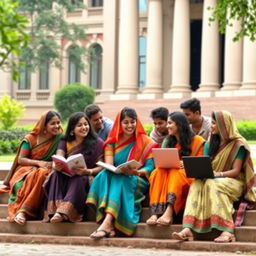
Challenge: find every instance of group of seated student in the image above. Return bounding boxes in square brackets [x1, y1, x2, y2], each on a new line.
[0, 98, 255, 244]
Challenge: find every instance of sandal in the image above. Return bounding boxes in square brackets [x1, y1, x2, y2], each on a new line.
[214, 232, 236, 243]
[50, 212, 64, 223]
[90, 229, 115, 240]
[146, 215, 158, 225]
[14, 212, 26, 225]
[172, 228, 194, 241]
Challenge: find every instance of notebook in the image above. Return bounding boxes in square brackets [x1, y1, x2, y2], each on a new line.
[182, 156, 215, 179]
[152, 148, 180, 169]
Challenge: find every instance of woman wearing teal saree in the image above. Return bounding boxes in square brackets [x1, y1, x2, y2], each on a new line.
[86, 107, 158, 239]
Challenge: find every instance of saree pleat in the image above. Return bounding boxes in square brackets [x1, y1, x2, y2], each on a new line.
[149, 135, 205, 215]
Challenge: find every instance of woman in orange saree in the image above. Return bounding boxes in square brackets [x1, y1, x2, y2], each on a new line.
[146, 112, 205, 226]
[0, 111, 62, 225]
[87, 107, 158, 239]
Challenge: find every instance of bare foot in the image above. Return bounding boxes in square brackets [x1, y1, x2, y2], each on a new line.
[146, 215, 158, 225]
[172, 228, 194, 241]
[156, 215, 172, 226]
[14, 212, 26, 225]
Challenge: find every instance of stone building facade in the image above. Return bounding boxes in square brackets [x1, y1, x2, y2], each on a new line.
[1, 0, 256, 122]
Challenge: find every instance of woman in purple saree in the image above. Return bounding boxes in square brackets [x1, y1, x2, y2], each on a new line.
[43, 112, 104, 222]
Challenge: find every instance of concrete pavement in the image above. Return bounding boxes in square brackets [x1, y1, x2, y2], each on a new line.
[0, 243, 246, 256]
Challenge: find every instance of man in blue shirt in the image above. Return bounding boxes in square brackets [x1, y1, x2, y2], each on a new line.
[84, 104, 113, 141]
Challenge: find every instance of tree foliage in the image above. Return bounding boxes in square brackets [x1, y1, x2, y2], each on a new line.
[0, 0, 30, 80]
[54, 83, 95, 121]
[210, 0, 256, 41]
[17, 0, 88, 72]
[0, 94, 25, 130]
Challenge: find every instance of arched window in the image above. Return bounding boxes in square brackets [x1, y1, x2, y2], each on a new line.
[68, 46, 81, 84]
[139, 0, 147, 12]
[90, 44, 102, 89]
[39, 61, 49, 89]
[19, 65, 31, 89]
[139, 36, 146, 88]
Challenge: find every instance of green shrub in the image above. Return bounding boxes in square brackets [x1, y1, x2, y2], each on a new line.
[144, 124, 153, 136]
[0, 94, 25, 130]
[237, 120, 256, 140]
[0, 128, 29, 154]
[54, 83, 95, 121]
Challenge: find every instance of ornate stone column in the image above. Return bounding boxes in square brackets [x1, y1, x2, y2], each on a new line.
[142, 0, 163, 98]
[168, 0, 190, 95]
[114, 0, 139, 98]
[198, 0, 219, 93]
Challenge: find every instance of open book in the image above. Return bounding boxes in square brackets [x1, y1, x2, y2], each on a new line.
[52, 153, 86, 176]
[96, 160, 141, 174]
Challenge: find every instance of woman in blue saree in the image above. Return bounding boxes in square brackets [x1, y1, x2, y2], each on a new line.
[86, 107, 158, 239]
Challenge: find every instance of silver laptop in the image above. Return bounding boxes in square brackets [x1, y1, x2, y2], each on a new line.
[152, 148, 180, 169]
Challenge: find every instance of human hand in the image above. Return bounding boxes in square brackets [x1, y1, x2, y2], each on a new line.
[53, 162, 63, 171]
[38, 161, 52, 169]
[123, 166, 139, 176]
[179, 160, 184, 169]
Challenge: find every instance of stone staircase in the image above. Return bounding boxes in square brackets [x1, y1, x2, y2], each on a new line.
[0, 168, 256, 253]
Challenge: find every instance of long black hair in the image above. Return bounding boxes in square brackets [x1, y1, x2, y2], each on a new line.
[208, 112, 220, 158]
[63, 112, 98, 153]
[165, 111, 194, 156]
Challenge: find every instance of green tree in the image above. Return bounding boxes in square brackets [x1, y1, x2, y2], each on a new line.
[0, 0, 30, 80]
[210, 1, 256, 41]
[54, 83, 95, 121]
[17, 0, 88, 72]
[0, 94, 25, 130]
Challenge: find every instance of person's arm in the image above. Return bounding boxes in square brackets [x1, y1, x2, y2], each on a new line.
[18, 141, 52, 169]
[214, 146, 245, 178]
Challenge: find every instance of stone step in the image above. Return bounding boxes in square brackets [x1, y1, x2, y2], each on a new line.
[0, 202, 255, 226]
[1, 233, 256, 253]
[0, 219, 255, 243]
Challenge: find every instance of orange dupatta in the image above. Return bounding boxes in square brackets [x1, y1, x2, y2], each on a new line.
[104, 111, 158, 167]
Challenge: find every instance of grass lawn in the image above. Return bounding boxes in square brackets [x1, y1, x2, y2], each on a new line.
[0, 154, 15, 162]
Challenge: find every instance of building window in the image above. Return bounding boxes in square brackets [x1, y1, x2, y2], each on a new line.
[68, 46, 81, 84]
[39, 61, 49, 89]
[90, 44, 102, 89]
[19, 66, 31, 90]
[139, 37, 146, 88]
[139, 0, 147, 12]
[71, 0, 83, 4]
[91, 0, 103, 7]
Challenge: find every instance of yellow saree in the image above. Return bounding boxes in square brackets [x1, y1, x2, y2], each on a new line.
[183, 111, 256, 233]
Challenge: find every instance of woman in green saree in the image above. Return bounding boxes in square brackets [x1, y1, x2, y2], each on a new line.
[172, 110, 256, 242]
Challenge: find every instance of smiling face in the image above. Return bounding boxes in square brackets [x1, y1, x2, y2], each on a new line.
[182, 108, 199, 124]
[211, 119, 219, 135]
[167, 117, 179, 137]
[90, 111, 104, 132]
[121, 115, 137, 137]
[45, 115, 61, 136]
[153, 117, 168, 135]
[73, 117, 90, 139]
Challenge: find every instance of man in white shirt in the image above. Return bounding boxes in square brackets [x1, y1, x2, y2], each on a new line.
[180, 98, 211, 140]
